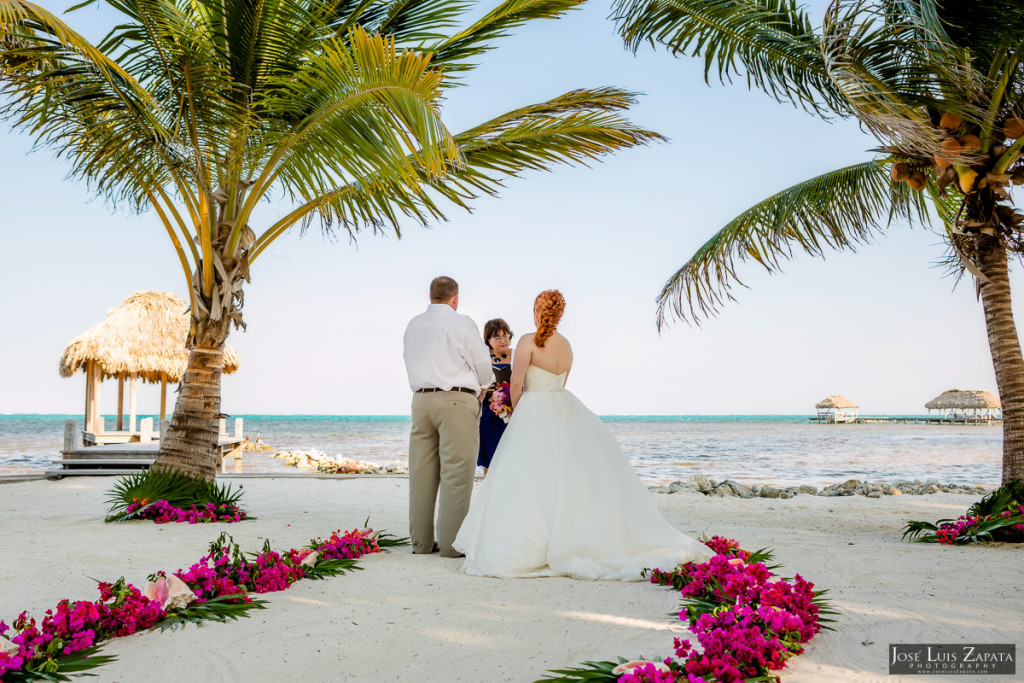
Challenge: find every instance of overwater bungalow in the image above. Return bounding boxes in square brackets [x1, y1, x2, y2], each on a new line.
[925, 389, 1002, 422]
[813, 395, 860, 423]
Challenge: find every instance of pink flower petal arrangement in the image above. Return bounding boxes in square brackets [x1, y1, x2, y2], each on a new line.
[540, 536, 835, 683]
[0, 527, 405, 681]
[123, 498, 249, 524]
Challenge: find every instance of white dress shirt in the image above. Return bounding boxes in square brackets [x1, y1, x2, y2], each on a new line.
[403, 304, 494, 393]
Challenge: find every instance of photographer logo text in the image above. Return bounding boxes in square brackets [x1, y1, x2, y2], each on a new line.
[889, 644, 1015, 675]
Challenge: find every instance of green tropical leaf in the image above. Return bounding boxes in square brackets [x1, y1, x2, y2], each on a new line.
[0, 645, 118, 682]
[301, 558, 364, 579]
[968, 478, 1024, 517]
[534, 658, 625, 682]
[656, 159, 937, 326]
[375, 531, 410, 549]
[250, 86, 661, 257]
[428, 0, 585, 74]
[158, 594, 268, 631]
[901, 519, 940, 542]
[612, 0, 844, 116]
[104, 469, 246, 521]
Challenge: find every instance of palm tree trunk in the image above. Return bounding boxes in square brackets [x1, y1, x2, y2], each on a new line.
[153, 341, 225, 482]
[976, 236, 1024, 484]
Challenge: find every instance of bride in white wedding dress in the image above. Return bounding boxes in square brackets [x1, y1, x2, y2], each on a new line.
[453, 290, 713, 580]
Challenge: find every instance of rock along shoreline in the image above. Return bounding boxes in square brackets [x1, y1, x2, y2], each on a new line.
[650, 474, 993, 499]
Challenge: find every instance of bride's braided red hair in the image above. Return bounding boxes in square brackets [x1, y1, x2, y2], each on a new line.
[534, 290, 565, 348]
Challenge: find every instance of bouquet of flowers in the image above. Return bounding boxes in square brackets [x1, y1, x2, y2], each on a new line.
[489, 382, 513, 423]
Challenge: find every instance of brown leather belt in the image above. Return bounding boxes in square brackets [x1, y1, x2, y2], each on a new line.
[414, 387, 476, 395]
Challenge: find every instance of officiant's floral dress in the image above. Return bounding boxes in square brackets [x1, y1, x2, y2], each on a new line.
[478, 361, 511, 468]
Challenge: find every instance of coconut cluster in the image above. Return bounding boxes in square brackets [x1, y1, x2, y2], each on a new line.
[890, 111, 1024, 195]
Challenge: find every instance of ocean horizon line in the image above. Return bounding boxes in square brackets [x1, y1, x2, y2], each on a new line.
[0, 412, 941, 420]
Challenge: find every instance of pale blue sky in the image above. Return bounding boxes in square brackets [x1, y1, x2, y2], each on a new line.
[0, 0, 1017, 416]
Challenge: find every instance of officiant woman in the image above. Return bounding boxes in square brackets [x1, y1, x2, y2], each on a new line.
[479, 319, 514, 475]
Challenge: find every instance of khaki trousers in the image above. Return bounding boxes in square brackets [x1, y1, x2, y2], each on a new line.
[408, 391, 480, 556]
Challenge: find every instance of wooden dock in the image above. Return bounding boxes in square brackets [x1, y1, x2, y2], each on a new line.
[48, 418, 246, 478]
[809, 415, 1001, 425]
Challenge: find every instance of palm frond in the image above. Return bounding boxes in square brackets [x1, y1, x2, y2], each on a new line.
[612, 0, 844, 116]
[535, 659, 624, 682]
[1, 644, 118, 682]
[968, 478, 1024, 517]
[454, 88, 665, 175]
[243, 26, 461, 225]
[656, 159, 934, 327]
[821, 0, 987, 160]
[1, 0, 243, 214]
[935, 0, 1024, 71]
[369, 0, 469, 46]
[302, 557, 364, 579]
[427, 0, 584, 74]
[250, 87, 661, 257]
[188, 0, 319, 91]
[158, 594, 268, 630]
[105, 469, 246, 521]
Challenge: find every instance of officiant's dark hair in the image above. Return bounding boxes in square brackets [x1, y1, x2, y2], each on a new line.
[483, 319, 513, 350]
[429, 276, 458, 302]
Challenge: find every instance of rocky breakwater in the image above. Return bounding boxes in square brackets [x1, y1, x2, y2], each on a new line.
[273, 449, 409, 475]
[652, 474, 991, 499]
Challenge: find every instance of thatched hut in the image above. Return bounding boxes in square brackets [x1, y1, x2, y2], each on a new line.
[925, 389, 1001, 419]
[60, 291, 239, 439]
[815, 395, 860, 423]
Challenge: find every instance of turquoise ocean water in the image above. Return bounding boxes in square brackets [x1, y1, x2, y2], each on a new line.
[0, 414, 1003, 487]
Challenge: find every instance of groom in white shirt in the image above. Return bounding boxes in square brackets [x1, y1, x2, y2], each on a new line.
[403, 276, 493, 557]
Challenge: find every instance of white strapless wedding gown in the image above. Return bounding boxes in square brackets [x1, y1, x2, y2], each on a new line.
[453, 365, 713, 580]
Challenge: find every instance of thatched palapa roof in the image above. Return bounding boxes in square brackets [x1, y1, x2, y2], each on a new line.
[815, 395, 859, 410]
[925, 389, 1001, 411]
[59, 290, 239, 383]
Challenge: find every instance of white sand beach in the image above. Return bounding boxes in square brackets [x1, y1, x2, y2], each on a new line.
[0, 477, 1019, 682]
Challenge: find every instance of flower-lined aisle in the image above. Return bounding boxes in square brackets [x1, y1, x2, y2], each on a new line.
[539, 537, 836, 683]
[0, 528, 406, 681]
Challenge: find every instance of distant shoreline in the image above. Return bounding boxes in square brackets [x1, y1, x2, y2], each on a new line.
[0, 413, 967, 420]
[2, 415, 1003, 488]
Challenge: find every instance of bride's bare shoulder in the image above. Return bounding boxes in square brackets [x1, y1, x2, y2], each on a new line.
[552, 331, 571, 349]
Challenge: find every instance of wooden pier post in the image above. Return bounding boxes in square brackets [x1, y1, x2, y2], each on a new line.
[116, 372, 125, 431]
[128, 377, 137, 433]
[63, 420, 81, 453]
[159, 372, 167, 421]
[139, 417, 153, 443]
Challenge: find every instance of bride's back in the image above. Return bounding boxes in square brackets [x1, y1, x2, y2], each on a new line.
[524, 331, 572, 376]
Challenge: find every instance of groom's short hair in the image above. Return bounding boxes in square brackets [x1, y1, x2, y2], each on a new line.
[430, 276, 459, 303]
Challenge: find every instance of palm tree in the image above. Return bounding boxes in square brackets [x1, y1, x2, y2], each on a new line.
[1, 0, 662, 481]
[612, 0, 1024, 484]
